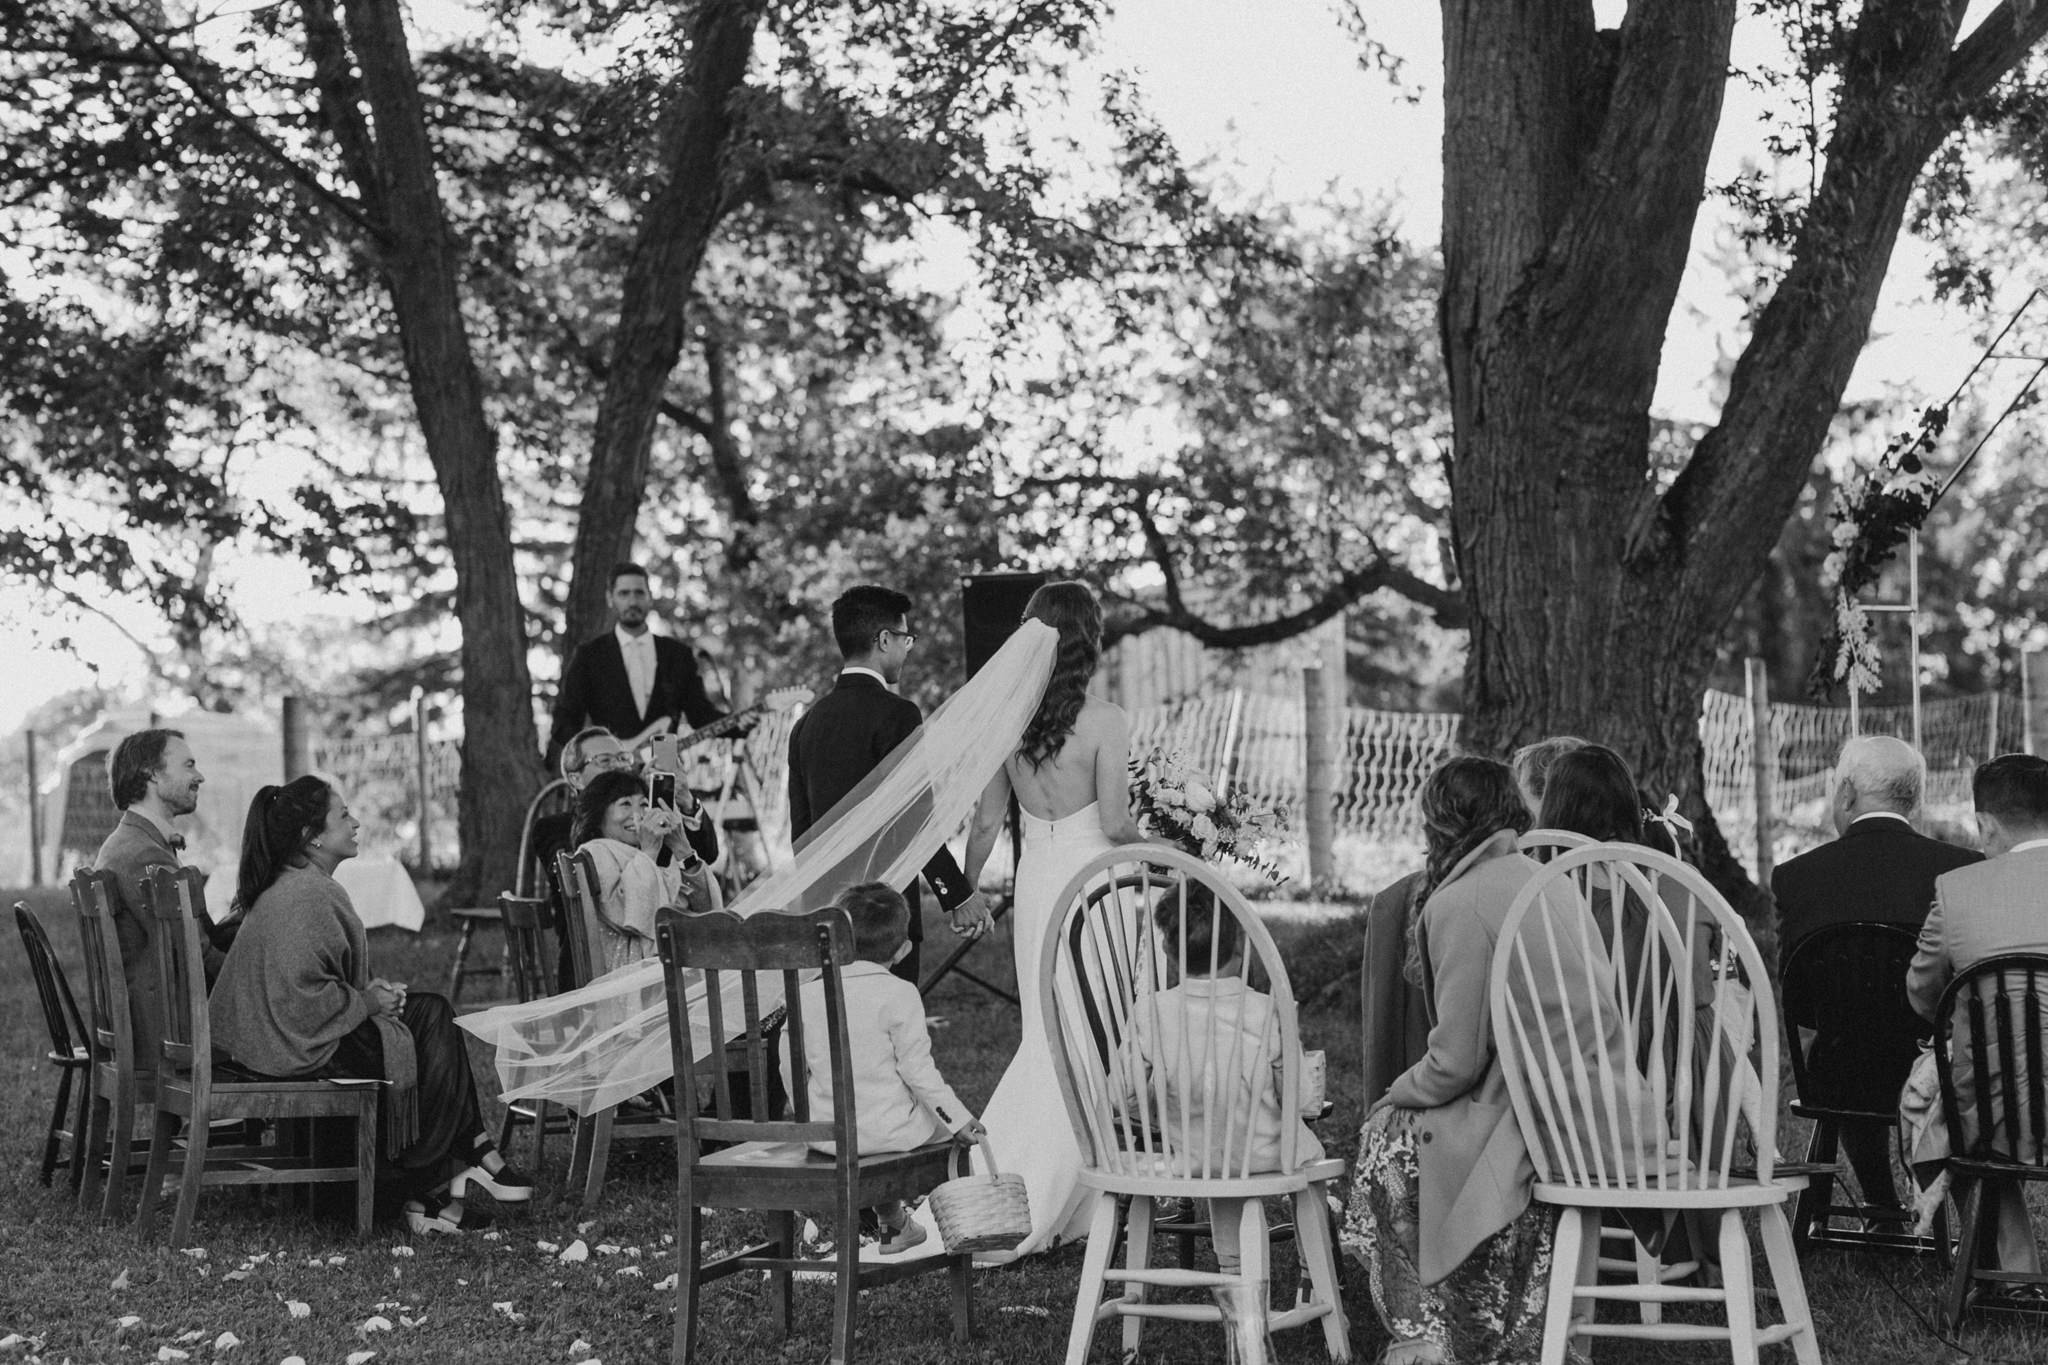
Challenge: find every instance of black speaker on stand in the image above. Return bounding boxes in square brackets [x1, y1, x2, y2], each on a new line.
[918, 571, 1049, 1002]
[961, 570, 1048, 676]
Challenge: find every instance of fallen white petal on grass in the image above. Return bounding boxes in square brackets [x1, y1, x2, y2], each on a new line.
[247, 1253, 271, 1265]
[213, 1331, 240, 1352]
[576, 1221, 596, 1236]
[176, 1330, 208, 1343]
[222, 1271, 250, 1283]
[280, 1357, 306, 1365]
[358, 1316, 393, 1335]
[0, 1336, 25, 1352]
[568, 1341, 593, 1356]
[399, 1315, 427, 1329]
[346, 1352, 377, 1365]
[594, 1244, 621, 1256]
[111, 1270, 132, 1290]
[116, 1316, 143, 1332]
[491, 1302, 526, 1326]
[998, 1306, 1052, 1319]
[157, 1348, 191, 1362]
[652, 1274, 678, 1292]
[326, 1255, 347, 1266]
[180, 1249, 207, 1261]
[284, 1301, 311, 1320]
[482, 1232, 502, 1242]
[557, 1241, 589, 1264]
[390, 1246, 414, 1258]
[614, 1266, 643, 1278]
[534, 1241, 559, 1254]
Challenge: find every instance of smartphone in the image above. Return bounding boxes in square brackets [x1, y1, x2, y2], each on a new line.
[649, 770, 678, 807]
[649, 734, 683, 773]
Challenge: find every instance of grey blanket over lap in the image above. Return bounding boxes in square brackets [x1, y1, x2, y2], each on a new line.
[209, 864, 419, 1156]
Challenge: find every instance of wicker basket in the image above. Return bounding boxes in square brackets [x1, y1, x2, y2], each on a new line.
[927, 1138, 1032, 1255]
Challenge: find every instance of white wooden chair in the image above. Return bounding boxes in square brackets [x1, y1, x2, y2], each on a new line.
[1490, 842, 1819, 1365]
[1043, 844, 1349, 1365]
[1514, 827, 1698, 1323]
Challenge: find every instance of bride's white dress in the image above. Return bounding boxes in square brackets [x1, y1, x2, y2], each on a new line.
[895, 799, 1112, 1260]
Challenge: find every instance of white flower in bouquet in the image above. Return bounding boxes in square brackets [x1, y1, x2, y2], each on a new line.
[1183, 781, 1217, 812]
[1190, 813, 1219, 842]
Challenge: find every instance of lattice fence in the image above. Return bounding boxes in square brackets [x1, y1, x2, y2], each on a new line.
[320, 687, 2024, 884]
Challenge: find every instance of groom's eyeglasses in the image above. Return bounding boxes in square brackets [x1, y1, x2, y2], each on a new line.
[881, 628, 919, 647]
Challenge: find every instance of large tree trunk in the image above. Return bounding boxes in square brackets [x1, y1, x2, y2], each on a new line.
[1441, 0, 2047, 922]
[334, 0, 543, 903]
[557, 0, 768, 665]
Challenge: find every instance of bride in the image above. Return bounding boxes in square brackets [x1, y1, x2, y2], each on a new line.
[892, 580, 1147, 1261]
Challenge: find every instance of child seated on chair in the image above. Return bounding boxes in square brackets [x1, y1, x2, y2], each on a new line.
[1128, 881, 1324, 1282]
[789, 881, 986, 1254]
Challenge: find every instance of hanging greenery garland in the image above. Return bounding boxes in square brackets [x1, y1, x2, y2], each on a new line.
[1809, 402, 1948, 700]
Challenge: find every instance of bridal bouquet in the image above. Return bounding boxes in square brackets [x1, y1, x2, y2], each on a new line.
[1127, 746, 1288, 882]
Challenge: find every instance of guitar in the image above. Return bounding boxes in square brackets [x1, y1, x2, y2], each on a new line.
[626, 685, 813, 762]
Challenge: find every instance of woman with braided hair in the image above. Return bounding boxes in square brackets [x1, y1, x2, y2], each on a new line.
[209, 776, 533, 1234]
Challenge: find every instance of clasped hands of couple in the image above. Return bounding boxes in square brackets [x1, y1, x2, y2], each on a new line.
[946, 893, 995, 940]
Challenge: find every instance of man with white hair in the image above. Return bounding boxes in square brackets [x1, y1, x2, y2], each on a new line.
[1771, 734, 1980, 1214]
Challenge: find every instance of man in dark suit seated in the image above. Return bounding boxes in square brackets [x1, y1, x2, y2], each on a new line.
[786, 584, 991, 985]
[92, 728, 228, 1077]
[1772, 734, 1980, 1210]
[545, 561, 726, 769]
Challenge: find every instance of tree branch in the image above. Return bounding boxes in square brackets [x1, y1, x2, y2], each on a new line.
[1104, 556, 1465, 649]
[85, 0, 384, 244]
[1944, 0, 2048, 108]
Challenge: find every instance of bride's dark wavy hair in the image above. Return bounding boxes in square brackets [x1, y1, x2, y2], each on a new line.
[1403, 755, 1530, 984]
[1017, 580, 1103, 769]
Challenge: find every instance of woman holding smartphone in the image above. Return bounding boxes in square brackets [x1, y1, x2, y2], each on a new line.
[569, 768, 720, 976]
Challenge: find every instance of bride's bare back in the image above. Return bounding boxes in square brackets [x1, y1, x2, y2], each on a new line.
[1006, 695, 1120, 820]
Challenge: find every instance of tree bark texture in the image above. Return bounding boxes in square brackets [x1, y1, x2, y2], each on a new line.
[1440, 0, 2048, 918]
[327, 0, 543, 903]
[558, 0, 769, 662]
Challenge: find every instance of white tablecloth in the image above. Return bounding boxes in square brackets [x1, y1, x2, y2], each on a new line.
[334, 854, 426, 932]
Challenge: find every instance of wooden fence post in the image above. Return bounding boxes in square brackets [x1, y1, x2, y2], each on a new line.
[412, 688, 431, 870]
[1303, 666, 1336, 890]
[281, 695, 311, 781]
[1746, 657, 1775, 885]
[25, 729, 42, 887]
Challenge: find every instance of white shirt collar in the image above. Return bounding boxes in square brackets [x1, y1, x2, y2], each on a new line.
[615, 624, 654, 651]
[839, 666, 889, 687]
[131, 804, 180, 845]
[1849, 810, 1913, 828]
[2010, 837, 2048, 856]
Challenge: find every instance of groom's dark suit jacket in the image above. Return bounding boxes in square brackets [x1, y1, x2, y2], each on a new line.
[546, 629, 723, 762]
[786, 671, 975, 976]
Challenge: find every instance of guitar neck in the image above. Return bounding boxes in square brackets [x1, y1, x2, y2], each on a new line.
[673, 704, 762, 750]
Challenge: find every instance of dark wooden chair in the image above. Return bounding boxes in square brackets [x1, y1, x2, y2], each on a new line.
[446, 906, 507, 1004]
[134, 865, 382, 1245]
[1934, 953, 2048, 1331]
[516, 778, 576, 899]
[557, 849, 677, 1211]
[69, 868, 152, 1222]
[492, 892, 577, 1167]
[1781, 920, 1935, 1254]
[656, 905, 971, 1365]
[16, 902, 92, 1190]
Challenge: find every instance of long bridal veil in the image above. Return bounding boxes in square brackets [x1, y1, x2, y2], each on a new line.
[458, 619, 1059, 1114]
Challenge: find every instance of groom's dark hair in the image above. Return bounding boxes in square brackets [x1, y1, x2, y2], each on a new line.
[835, 881, 910, 963]
[831, 584, 913, 659]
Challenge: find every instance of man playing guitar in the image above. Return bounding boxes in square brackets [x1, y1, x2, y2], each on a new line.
[545, 561, 730, 769]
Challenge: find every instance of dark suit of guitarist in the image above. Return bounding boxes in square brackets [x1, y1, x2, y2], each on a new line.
[786, 586, 983, 985]
[546, 564, 723, 765]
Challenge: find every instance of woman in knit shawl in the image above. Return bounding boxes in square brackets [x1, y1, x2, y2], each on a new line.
[209, 776, 534, 1233]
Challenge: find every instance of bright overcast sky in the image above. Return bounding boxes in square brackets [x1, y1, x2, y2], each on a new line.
[0, 0, 2013, 734]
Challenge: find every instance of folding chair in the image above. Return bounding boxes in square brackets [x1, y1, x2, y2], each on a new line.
[1932, 953, 2048, 1331]
[133, 866, 381, 1245]
[1045, 844, 1349, 1365]
[657, 905, 971, 1365]
[16, 902, 92, 1190]
[1491, 843, 1819, 1364]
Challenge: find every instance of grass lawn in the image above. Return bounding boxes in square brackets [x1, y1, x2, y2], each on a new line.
[2, 883, 2044, 1364]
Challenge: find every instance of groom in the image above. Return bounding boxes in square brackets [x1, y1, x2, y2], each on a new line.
[788, 584, 992, 984]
